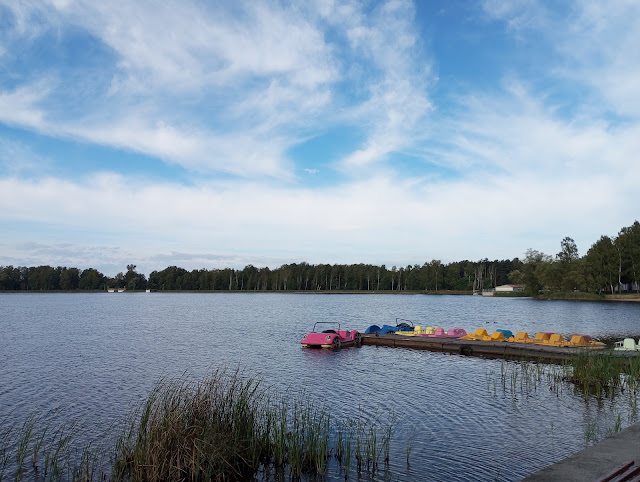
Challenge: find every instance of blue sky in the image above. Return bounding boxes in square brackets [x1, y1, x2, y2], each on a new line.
[1, 0, 639, 277]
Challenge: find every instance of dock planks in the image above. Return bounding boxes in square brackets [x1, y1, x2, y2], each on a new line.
[362, 333, 635, 362]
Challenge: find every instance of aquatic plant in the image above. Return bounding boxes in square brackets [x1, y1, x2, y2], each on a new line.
[1, 370, 396, 481]
[584, 418, 598, 447]
[112, 370, 274, 481]
[567, 352, 640, 398]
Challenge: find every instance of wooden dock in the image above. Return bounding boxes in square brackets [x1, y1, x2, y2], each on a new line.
[362, 334, 635, 362]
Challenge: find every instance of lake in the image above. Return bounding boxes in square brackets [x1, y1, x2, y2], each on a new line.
[1, 293, 639, 481]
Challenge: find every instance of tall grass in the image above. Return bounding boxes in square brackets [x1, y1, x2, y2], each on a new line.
[568, 353, 640, 398]
[112, 370, 275, 481]
[1, 369, 395, 481]
[487, 354, 640, 402]
[0, 409, 103, 482]
[486, 356, 640, 452]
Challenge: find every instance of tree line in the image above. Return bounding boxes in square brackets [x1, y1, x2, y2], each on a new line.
[1, 221, 638, 295]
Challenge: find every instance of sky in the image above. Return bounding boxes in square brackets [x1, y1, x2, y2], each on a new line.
[1, 0, 639, 277]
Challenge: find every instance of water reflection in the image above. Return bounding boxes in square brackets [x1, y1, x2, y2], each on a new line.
[0, 293, 639, 480]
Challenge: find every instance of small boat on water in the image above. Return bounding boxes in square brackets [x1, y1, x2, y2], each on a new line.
[460, 329, 605, 349]
[460, 328, 510, 342]
[365, 318, 414, 334]
[301, 322, 362, 349]
[394, 325, 437, 336]
[614, 338, 640, 351]
[414, 327, 467, 338]
[507, 331, 605, 348]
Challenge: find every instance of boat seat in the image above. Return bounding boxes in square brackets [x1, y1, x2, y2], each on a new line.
[496, 329, 513, 339]
[512, 332, 530, 343]
[531, 332, 551, 344]
[568, 335, 588, 346]
[447, 328, 467, 337]
[460, 328, 488, 340]
[490, 331, 505, 341]
[547, 333, 565, 345]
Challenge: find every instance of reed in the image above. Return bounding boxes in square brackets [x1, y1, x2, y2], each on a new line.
[566, 353, 640, 398]
[0, 411, 94, 482]
[112, 369, 272, 481]
[1, 369, 395, 481]
[584, 418, 598, 446]
[344, 427, 352, 478]
[605, 413, 623, 437]
[111, 369, 396, 480]
[405, 428, 416, 466]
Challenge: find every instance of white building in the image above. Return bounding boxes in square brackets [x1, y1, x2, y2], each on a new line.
[494, 284, 524, 292]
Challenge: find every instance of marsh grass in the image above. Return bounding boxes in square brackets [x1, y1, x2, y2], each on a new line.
[488, 353, 640, 402]
[0, 408, 106, 482]
[486, 357, 640, 452]
[568, 353, 640, 399]
[487, 360, 567, 401]
[110, 369, 394, 481]
[112, 370, 274, 481]
[584, 418, 598, 446]
[2, 369, 395, 481]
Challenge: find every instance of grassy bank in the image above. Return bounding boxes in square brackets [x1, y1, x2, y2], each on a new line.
[1, 370, 394, 481]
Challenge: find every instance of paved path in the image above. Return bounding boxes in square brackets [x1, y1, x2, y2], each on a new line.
[524, 422, 640, 481]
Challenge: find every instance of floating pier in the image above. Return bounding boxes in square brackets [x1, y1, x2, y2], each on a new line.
[362, 333, 636, 362]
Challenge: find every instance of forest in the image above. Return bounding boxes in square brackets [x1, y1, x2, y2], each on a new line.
[1, 221, 638, 296]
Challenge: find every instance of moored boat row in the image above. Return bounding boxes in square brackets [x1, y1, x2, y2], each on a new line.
[460, 328, 605, 348]
[303, 317, 636, 353]
[364, 319, 608, 350]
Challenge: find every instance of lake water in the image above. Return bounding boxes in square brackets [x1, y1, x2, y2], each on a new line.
[1, 293, 640, 481]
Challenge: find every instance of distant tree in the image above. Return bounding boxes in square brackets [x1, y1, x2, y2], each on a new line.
[584, 236, 618, 293]
[0, 266, 21, 290]
[59, 267, 80, 290]
[616, 221, 640, 292]
[28, 266, 59, 290]
[508, 270, 524, 285]
[556, 237, 580, 291]
[79, 268, 106, 290]
[522, 249, 551, 295]
[124, 264, 146, 290]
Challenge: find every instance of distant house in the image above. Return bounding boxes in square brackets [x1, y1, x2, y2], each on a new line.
[107, 288, 126, 293]
[495, 284, 524, 293]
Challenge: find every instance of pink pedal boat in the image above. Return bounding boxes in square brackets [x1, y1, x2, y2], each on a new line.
[301, 322, 363, 349]
[415, 327, 467, 338]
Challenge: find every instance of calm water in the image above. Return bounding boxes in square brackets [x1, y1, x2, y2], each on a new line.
[1, 293, 640, 481]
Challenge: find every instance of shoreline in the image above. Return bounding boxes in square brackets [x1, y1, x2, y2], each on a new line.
[1, 290, 639, 301]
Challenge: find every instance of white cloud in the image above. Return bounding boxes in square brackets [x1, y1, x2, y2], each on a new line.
[0, 1, 342, 178]
[336, 0, 433, 170]
[0, 83, 49, 129]
[0, 0, 436, 179]
[2, 165, 635, 276]
[1, 0, 640, 275]
[482, 0, 640, 119]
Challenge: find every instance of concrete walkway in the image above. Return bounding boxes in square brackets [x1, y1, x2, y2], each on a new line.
[524, 422, 640, 481]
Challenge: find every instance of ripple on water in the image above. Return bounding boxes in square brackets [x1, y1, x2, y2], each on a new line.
[1, 293, 639, 481]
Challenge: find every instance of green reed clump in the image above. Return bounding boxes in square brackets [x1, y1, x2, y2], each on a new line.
[112, 370, 271, 481]
[584, 418, 598, 447]
[567, 353, 631, 398]
[0, 410, 103, 482]
[111, 369, 395, 481]
[3, 370, 395, 481]
[285, 394, 332, 477]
